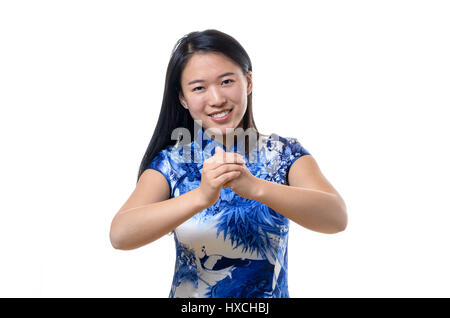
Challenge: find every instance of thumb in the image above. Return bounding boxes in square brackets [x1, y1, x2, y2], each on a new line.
[215, 146, 224, 153]
[215, 146, 226, 162]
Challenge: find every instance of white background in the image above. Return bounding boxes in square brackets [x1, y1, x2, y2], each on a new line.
[1, 0, 449, 297]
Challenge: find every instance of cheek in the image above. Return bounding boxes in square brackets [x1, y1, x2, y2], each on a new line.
[234, 104, 247, 121]
[186, 102, 206, 117]
[232, 85, 249, 108]
[231, 88, 248, 114]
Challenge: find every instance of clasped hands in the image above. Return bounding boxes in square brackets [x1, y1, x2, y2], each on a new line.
[197, 146, 260, 206]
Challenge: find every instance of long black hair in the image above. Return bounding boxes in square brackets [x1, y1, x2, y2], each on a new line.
[137, 29, 260, 183]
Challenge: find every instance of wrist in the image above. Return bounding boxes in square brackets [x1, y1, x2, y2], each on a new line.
[192, 187, 211, 211]
[250, 177, 267, 201]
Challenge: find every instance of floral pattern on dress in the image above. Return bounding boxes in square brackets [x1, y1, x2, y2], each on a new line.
[147, 125, 310, 298]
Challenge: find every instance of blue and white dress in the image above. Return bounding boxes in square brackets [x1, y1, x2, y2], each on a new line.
[146, 125, 311, 298]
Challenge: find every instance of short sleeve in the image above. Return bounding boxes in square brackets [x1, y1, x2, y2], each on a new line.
[285, 137, 311, 184]
[288, 137, 310, 163]
[146, 150, 173, 195]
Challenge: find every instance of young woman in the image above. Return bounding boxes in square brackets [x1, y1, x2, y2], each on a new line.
[109, 29, 347, 298]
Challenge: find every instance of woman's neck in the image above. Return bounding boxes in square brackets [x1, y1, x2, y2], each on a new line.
[206, 128, 244, 151]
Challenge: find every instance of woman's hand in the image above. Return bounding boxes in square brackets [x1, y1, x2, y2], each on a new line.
[218, 147, 261, 200]
[197, 146, 245, 207]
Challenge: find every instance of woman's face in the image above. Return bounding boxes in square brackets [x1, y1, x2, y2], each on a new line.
[179, 52, 252, 142]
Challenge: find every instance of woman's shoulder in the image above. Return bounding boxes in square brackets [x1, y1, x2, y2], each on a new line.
[157, 142, 197, 165]
[263, 132, 311, 156]
[147, 144, 179, 168]
[262, 131, 297, 148]
[155, 143, 179, 158]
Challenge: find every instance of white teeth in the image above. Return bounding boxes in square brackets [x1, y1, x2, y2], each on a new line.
[210, 110, 230, 118]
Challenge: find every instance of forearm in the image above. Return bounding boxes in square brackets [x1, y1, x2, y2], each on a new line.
[110, 188, 208, 250]
[252, 179, 347, 234]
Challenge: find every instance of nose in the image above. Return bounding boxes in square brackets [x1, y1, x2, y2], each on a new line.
[207, 85, 226, 107]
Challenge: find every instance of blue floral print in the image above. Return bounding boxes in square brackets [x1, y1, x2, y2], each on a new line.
[146, 125, 310, 298]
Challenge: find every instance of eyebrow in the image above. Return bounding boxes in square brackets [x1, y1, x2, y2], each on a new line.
[187, 72, 236, 86]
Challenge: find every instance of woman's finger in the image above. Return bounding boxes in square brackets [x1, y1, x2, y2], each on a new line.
[218, 170, 241, 186]
[213, 146, 244, 164]
[210, 163, 243, 179]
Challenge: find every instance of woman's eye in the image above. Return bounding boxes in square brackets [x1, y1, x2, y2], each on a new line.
[193, 80, 233, 92]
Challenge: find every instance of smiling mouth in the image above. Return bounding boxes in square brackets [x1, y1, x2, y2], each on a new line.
[208, 109, 232, 118]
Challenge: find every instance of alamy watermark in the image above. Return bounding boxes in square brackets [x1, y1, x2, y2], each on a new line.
[169, 120, 278, 164]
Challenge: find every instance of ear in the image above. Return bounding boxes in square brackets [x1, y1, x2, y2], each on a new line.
[179, 91, 188, 109]
[246, 70, 253, 96]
